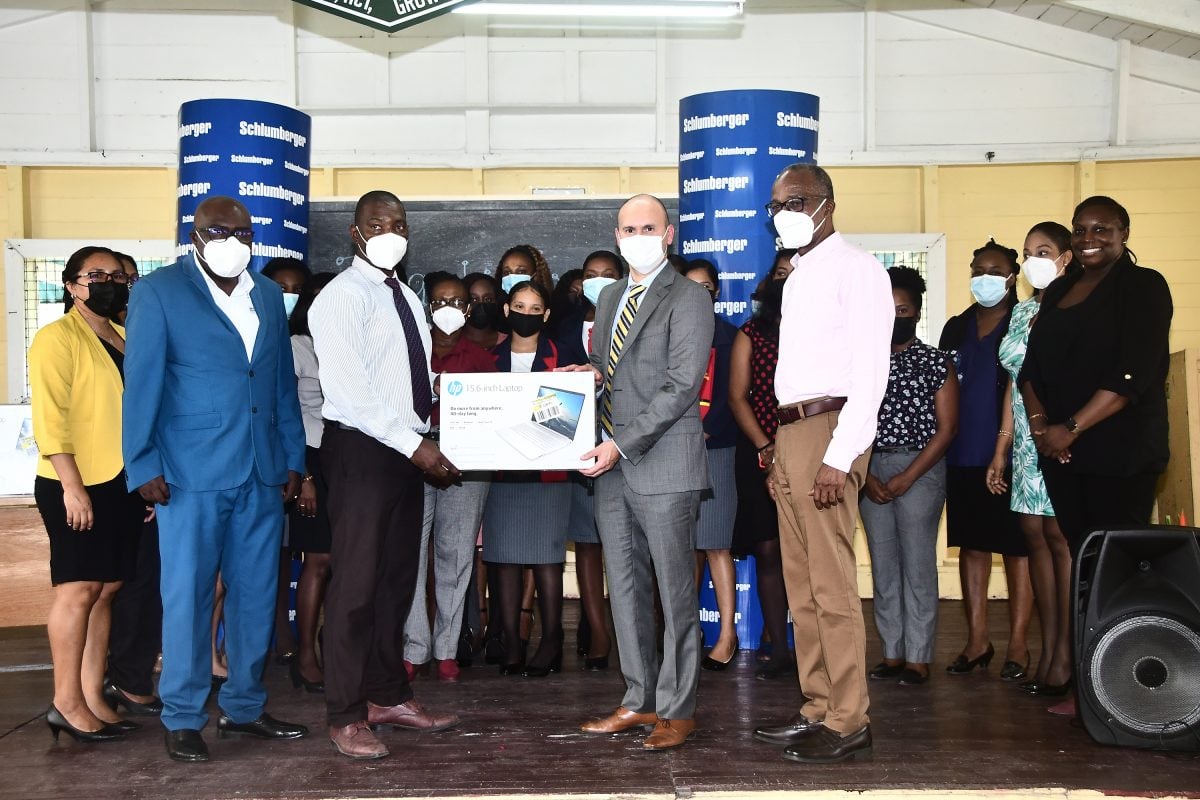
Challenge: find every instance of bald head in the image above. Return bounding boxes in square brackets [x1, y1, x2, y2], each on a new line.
[194, 196, 251, 230]
[618, 194, 671, 231]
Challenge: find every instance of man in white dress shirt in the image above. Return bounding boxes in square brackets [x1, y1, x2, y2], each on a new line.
[309, 190, 461, 760]
[750, 164, 893, 764]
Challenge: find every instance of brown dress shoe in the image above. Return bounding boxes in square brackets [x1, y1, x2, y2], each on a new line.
[329, 721, 389, 759]
[643, 718, 696, 750]
[366, 700, 459, 732]
[580, 706, 658, 734]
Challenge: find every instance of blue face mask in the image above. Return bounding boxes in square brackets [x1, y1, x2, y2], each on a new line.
[501, 273, 531, 294]
[581, 276, 617, 306]
[282, 292, 300, 319]
[970, 274, 1009, 308]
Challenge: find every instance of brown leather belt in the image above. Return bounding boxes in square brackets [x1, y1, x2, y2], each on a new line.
[777, 397, 847, 426]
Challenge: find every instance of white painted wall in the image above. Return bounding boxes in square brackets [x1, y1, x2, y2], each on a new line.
[1, 0, 1198, 167]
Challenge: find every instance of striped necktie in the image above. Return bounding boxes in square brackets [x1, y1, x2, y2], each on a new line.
[599, 283, 647, 436]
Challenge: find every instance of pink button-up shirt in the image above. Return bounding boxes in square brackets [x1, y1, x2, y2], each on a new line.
[774, 232, 893, 473]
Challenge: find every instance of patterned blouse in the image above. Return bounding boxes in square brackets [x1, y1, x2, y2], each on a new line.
[874, 339, 949, 450]
[739, 318, 780, 440]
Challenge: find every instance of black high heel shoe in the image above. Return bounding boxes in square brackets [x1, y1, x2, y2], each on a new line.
[700, 638, 740, 672]
[945, 643, 994, 674]
[1030, 679, 1072, 697]
[103, 680, 163, 716]
[583, 654, 609, 671]
[105, 718, 142, 733]
[289, 660, 325, 694]
[1000, 660, 1029, 681]
[45, 705, 124, 743]
[522, 652, 563, 678]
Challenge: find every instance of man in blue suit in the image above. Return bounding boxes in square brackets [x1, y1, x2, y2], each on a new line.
[123, 196, 308, 762]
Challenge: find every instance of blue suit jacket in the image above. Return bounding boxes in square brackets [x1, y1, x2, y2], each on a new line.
[122, 256, 306, 492]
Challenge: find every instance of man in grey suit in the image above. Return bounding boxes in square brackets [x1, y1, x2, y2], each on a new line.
[575, 194, 714, 750]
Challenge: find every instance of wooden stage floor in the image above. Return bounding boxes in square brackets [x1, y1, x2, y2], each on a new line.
[1, 600, 1198, 800]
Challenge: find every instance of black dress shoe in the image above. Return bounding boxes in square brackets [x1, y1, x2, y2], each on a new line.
[783, 724, 872, 764]
[756, 655, 797, 681]
[103, 681, 164, 716]
[701, 639, 739, 672]
[216, 713, 308, 740]
[869, 661, 904, 680]
[165, 729, 209, 762]
[753, 713, 824, 745]
[1000, 660, 1028, 681]
[522, 652, 563, 678]
[897, 668, 929, 686]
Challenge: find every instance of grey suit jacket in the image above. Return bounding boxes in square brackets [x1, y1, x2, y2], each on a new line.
[590, 263, 714, 495]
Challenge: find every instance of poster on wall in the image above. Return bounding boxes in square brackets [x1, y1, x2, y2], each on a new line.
[291, 0, 480, 32]
[0, 405, 38, 497]
[677, 89, 819, 326]
[177, 99, 312, 273]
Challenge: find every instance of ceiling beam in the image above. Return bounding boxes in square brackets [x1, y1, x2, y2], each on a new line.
[1057, 0, 1200, 38]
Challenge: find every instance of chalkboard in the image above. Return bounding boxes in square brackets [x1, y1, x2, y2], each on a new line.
[309, 197, 680, 298]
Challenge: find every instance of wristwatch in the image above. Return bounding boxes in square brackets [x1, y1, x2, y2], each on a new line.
[1065, 416, 1080, 435]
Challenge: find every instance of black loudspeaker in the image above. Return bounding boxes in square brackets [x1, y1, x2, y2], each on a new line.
[1074, 527, 1200, 750]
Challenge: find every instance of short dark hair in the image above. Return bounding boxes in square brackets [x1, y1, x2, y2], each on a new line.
[111, 251, 138, 274]
[290, 272, 336, 337]
[354, 190, 403, 223]
[463, 271, 498, 298]
[888, 265, 926, 312]
[508, 279, 551, 308]
[667, 253, 690, 273]
[972, 238, 1020, 275]
[1027, 221, 1071, 254]
[423, 270, 463, 298]
[583, 249, 625, 278]
[1073, 195, 1130, 229]
[62, 245, 118, 312]
[261, 257, 311, 281]
[685, 258, 719, 287]
[778, 163, 835, 201]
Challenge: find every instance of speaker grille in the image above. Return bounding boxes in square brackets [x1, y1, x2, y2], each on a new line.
[1087, 615, 1200, 736]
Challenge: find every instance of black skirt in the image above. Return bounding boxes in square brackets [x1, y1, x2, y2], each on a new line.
[288, 446, 332, 554]
[731, 434, 779, 556]
[35, 474, 142, 585]
[945, 465, 1027, 557]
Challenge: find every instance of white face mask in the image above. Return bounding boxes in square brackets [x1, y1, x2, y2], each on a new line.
[1023, 254, 1064, 290]
[357, 228, 408, 270]
[431, 305, 466, 335]
[282, 292, 300, 319]
[618, 234, 666, 273]
[772, 198, 828, 249]
[196, 232, 251, 279]
[582, 276, 617, 306]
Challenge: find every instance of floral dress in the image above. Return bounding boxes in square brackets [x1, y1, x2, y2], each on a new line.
[998, 297, 1055, 516]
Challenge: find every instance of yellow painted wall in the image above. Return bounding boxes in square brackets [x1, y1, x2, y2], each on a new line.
[4, 158, 1199, 400]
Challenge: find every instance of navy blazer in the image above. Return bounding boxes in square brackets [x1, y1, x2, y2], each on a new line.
[553, 310, 591, 367]
[122, 256, 306, 492]
[492, 334, 559, 373]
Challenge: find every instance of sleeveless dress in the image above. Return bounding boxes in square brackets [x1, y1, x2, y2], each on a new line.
[998, 297, 1055, 517]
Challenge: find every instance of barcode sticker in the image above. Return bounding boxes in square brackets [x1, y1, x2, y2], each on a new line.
[531, 394, 565, 423]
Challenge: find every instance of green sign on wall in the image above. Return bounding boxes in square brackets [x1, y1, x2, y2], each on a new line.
[293, 0, 481, 32]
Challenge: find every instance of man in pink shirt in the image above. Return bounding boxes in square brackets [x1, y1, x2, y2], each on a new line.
[752, 164, 893, 763]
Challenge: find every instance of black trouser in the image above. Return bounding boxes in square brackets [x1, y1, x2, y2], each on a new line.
[1040, 462, 1159, 555]
[321, 424, 425, 727]
[107, 517, 162, 696]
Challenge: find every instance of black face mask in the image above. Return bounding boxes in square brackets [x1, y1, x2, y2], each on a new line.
[508, 310, 545, 338]
[467, 301, 500, 330]
[892, 316, 918, 345]
[82, 282, 129, 319]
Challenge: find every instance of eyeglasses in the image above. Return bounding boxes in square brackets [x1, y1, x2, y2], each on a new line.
[199, 225, 254, 243]
[764, 195, 824, 217]
[430, 298, 468, 310]
[74, 271, 131, 285]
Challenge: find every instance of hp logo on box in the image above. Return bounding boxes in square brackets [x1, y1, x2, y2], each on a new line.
[447, 380, 464, 396]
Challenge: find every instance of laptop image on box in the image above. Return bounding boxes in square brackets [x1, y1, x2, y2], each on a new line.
[497, 385, 586, 460]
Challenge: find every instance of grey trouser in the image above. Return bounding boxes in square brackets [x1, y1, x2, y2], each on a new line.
[858, 451, 946, 664]
[403, 476, 491, 663]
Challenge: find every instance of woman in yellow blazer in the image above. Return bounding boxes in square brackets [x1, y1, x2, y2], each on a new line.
[30, 245, 143, 743]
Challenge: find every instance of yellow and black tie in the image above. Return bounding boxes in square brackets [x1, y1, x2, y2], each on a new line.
[599, 284, 647, 436]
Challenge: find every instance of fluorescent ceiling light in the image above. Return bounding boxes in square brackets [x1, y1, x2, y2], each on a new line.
[454, 1, 743, 18]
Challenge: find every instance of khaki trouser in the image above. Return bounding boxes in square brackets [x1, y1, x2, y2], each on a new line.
[773, 409, 871, 735]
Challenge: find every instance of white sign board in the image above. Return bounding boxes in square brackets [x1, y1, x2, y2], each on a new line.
[0, 405, 38, 496]
[440, 371, 597, 471]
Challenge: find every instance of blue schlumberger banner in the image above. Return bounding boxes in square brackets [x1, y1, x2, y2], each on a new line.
[176, 99, 312, 271]
[677, 90, 819, 326]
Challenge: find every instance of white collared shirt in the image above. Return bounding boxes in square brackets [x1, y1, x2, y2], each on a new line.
[308, 255, 435, 459]
[196, 255, 258, 361]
